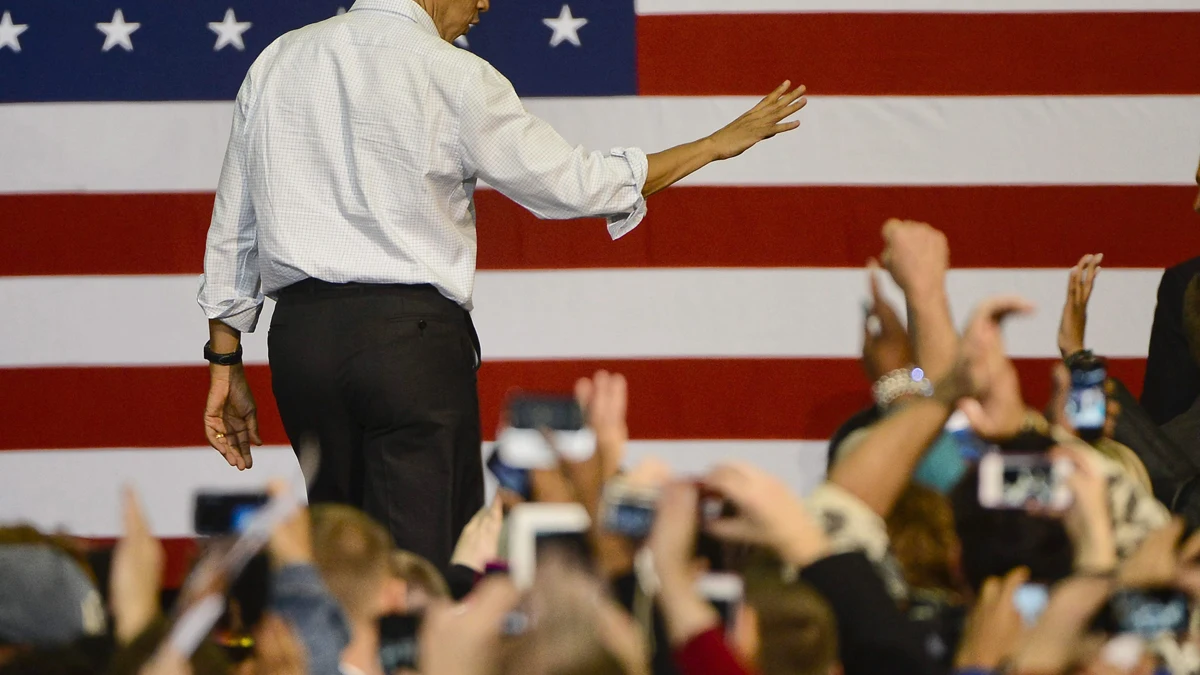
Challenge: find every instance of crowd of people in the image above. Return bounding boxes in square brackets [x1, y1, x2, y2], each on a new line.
[4, 167, 1200, 675]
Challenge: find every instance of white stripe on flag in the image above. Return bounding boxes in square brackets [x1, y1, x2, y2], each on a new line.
[0, 268, 1162, 367]
[3, 97, 1198, 193]
[0, 441, 828, 537]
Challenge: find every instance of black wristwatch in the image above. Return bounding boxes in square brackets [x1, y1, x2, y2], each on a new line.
[204, 341, 243, 366]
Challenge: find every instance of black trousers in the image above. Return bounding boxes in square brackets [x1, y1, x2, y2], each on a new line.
[268, 279, 484, 569]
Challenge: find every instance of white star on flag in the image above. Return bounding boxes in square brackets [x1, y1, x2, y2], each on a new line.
[0, 11, 28, 53]
[96, 9, 140, 52]
[454, 35, 469, 48]
[543, 4, 587, 48]
[336, 7, 346, 15]
[209, 8, 251, 52]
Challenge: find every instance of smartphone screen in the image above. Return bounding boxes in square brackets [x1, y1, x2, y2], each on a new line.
[486, 448, 531, 500]
[1067, 362, 1107, 439]
[1013, 583, 1049, 625]
[507, 395, 585, 431]
[979, 453, 1072, 510]
[194, 492, 269, 536]
[1101, 589, 1191, 637]
[602, 493, 656, 539]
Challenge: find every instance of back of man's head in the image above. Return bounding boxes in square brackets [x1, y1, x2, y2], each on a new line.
[388, 550, 450, 613]
[309, 505, 393, 622]
[743, 555, 840, 675]
[949, 465, 1074, 592]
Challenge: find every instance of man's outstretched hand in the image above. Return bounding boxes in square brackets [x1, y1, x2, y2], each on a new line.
[708, 81, 807, 160]
[204, 364, 263, 470]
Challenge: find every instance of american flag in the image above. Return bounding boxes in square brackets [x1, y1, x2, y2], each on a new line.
[2, 0, 1199, 581]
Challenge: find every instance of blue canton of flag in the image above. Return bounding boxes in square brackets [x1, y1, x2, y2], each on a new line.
[0, 0, 636, 103]
[459, 0, 635, 98]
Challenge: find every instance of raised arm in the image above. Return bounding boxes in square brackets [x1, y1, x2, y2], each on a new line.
[459, 61, 805, 237]
[642, 81, 807, 197]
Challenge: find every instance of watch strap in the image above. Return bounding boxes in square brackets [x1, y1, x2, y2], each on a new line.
[204, 341, 243, 366]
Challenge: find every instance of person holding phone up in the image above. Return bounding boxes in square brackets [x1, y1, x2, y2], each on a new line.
[196, 0, 809, 570]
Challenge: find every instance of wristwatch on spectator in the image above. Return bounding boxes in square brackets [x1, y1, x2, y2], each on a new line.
[203, 341, 243, 366]
[872, 367, 934, 410]
[1064, 348, 1095, 369]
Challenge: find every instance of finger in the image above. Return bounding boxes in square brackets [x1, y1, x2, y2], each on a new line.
[773, 84, 807, 108]
[770, 120, 801, 135]
[123, 486, 150, 539]
[702, 464, 751, 500]
[752, 80, 791, 111]
[1001, 566, 1031, 598]
[1180, 529, 1200, 563]
[1066, 264, 1082, 304]
[1082, 253, 1102, 301]
[576, 376, 595, 411]
[978, 575, 1002, 608]
[977, 295, 1037, 325]
[957, 399, 994, 436]
[772, 95, 808, 121]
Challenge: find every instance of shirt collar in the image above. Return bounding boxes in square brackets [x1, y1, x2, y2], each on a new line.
[348, 0, 439, 37]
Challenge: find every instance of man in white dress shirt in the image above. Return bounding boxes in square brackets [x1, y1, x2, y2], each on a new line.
[197, 0, 807, 568]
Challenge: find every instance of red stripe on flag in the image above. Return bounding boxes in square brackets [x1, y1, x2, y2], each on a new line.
[0, 358, 1146, 451]
[82, 537, 198, 590]
[637, 12, 1200, 96]
[3, 186, 1195, 276]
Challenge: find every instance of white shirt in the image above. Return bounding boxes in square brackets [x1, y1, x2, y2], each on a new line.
[197, 0, 649, 332]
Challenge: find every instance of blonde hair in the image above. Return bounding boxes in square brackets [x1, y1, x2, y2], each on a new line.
[744, 554, 840, 675]
[309, 505, 392, 620]
[388, 549, 450, 600]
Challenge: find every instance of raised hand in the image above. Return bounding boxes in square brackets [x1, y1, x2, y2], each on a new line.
[862, 259, 913, 382]
[1058, 253, 1103, 359]
[450, 498, 504, 573]
[956, 295, 1036, 439]
[111, 487, 166, 645]
[707, 81, 807, 161]
[955, 566, 1030, 670]
[701, 461, 829, 566]
[880, 219, 950, 300]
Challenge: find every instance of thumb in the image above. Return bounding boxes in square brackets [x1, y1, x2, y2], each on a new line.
[958, 399, 993, 435]
[247, 412, 263, 446]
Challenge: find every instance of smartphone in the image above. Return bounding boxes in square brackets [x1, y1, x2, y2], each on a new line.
[1067, 358, 1107, 441]
[496, 394, 596, 470]
[194, 492, 269, 536]
[508, 394, 585, 431]
[601, 482, 659, 539]
[505, 503, 592, 589]
[1098, 588, 1191, 638]
[1013, 583, 1049, 625]
[487, 447, 531, 500]
[978, 452, 1073, 510]
[696, 573, 744, 639]
[378, 614, 422, 672]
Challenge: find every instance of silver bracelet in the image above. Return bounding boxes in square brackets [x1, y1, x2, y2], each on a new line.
[872, 367, 934, 409]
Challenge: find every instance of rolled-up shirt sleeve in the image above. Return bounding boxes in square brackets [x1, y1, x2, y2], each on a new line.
[197, 73, 265, 333]
[457, 60, 648, 239]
